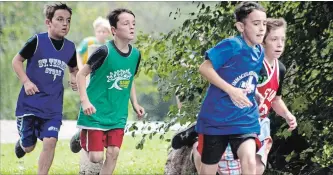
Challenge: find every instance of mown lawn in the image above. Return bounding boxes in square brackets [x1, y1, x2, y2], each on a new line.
[0, 133, 173, 174]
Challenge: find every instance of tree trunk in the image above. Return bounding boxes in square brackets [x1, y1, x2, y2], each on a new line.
[164, 146, 197, 175]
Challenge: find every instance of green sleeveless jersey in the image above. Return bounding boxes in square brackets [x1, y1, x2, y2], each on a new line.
[77, 41, 140, 130]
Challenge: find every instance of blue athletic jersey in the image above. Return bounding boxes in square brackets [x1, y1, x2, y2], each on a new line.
[15, 32, 75, 119]
[196, 35, 264, 135]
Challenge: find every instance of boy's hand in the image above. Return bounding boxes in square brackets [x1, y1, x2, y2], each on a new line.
[82, 100, 96, 116]
[133, 103, 145, 120]
[228, 87, 253, 108]
[23, 80, 39, 95]
[69, 73, 78, 91]
[68, 80, 78, 91]
[285, 113, 297, 131]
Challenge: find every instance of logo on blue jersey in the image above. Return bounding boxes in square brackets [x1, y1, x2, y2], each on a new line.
[231, 71, 258, 108]
[38, 58, 67, 81]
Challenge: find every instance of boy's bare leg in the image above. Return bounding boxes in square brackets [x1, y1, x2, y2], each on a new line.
[192, 142, 202, 171]
[88, 151, 104, 163]
[100, 146, 120, 175]
[198, 162, 219, 175]
[38, 137, 57, 175]
[236, 139, 256, 174]
[256, 155, 265, 174]
[192, 141, 216, 175]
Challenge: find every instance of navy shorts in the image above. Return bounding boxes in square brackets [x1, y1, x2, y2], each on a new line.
[16, 115, 62, 147]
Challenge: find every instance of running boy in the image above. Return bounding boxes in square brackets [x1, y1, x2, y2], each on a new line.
[69, 17, 111, 153]
[12, 3, 78, 175]
[76, 16, 111, 70]
[75, 8, 144, 174]
[195, 2, 266, 174]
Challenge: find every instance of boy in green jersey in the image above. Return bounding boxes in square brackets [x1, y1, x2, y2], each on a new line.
[74, 8, 144, 174]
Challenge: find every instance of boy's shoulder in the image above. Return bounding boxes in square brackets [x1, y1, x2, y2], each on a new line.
[224, 36, 245, 49]
[215, 36, 244, 51]
[130, 44, 139, 52]
[63, 37, 75, 48]
[107, 41, 140, 55]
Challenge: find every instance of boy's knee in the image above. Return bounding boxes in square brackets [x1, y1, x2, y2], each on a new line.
[89, 152, 104, 163]
[23, 145, 36, 153]
[106, 146, 120, 160]
[239, 153, 256, 168]
[193, 141, 198, 148]
[42, 137, 57, 151]
[256, 156, 266, 174]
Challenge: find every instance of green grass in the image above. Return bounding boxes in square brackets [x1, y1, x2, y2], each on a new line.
[0, 133, 173, 174]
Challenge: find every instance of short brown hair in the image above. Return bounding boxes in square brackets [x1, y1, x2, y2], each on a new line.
[44, 3, 72, 21]
[234, 2, 266, 22]
[107, 8, 135, 28]
[264, 18, 287, 41]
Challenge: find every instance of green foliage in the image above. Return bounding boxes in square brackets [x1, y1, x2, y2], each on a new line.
[136, 1, 229, 123]
[136, 1, 333, 174]
[62, 89, 80, 120]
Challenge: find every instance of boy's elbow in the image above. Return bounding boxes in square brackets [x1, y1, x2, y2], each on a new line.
[11, 58, 16, 68]
[198, 63, 206, 75]
[12, 55, 21, 68]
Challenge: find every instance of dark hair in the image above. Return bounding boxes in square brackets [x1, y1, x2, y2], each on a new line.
[107, 8, 135, 28]
[44, 3, 72, 21]
[234, 1, 266, 22]
[264, 18, 287, 41]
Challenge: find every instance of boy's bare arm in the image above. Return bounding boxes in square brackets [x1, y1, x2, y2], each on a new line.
[76, 53, 84, 70]
[130, 81, 145, 118]
[271, 96, 297, 131]
[271, 96, 291, 118]
[12, 54, 30, 84]
[77, 65, 91, 102]
[77, 64, 96, 115]
[199, 60, 252, 108]
[12, 53, 39, 95]
[68, 66, 79, 91]
[199, 60, 234, 93]
[130, 82, 138, 106]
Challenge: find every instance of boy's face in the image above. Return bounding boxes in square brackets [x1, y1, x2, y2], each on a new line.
[238, 9, 267, 46]
[112, 12, 135, 41]
[264, 27, 286, 59]
[46, 9, 71, 39]
[95, 26, 110, 43]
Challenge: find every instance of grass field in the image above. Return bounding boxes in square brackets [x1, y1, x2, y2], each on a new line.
[0, 133, 173, 174]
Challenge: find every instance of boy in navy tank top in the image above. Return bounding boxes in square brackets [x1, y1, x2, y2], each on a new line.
[11, 3, 78, 174]
[194, 2, 267, 174]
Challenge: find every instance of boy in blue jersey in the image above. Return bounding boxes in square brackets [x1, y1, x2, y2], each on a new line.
[195, 2, 267, 174]
[11, 3, 78, 175]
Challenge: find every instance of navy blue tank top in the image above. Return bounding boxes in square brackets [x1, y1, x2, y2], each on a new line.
[15, 32, 75, 119]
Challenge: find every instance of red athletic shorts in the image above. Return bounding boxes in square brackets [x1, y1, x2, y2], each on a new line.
[80, 129, 124, 152]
